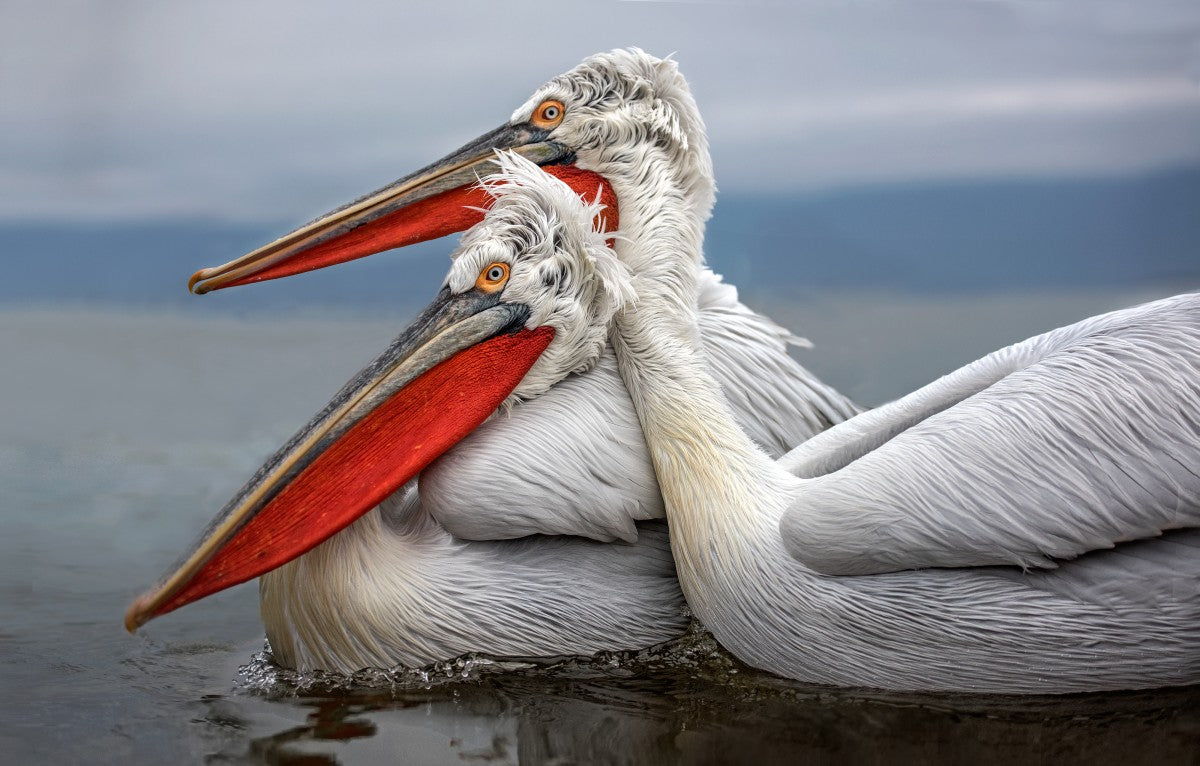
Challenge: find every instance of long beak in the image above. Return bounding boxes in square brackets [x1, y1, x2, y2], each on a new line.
[125, 289, 554, 631]
[188, 124, 617, 294]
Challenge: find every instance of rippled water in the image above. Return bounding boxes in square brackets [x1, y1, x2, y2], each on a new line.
[225, 632, 1200, 764]
[2, 291, 1197, 764]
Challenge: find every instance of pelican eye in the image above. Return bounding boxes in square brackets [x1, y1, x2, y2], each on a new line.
[476, 262, 511, 292]
[532, 99, 565, 129]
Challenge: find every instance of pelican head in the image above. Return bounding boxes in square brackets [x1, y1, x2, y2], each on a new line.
[126, 153, 631, 631]
[188, 49, 708, 293]
[449, 155, 633, 403]
[511, 48, 713, 221]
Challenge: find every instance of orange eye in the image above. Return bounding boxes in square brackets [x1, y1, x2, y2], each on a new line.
[476, 262, 510, 292]
[531, 99, 565, 129]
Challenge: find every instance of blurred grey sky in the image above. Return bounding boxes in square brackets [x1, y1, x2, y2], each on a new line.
[2, 0, 1199, 221]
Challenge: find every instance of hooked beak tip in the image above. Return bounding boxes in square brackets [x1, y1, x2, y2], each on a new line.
[124, 595, 152, 633]
[188, 270, 211, 295]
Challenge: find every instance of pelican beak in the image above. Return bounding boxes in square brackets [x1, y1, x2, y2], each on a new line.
[124, 290, 554, 631]
[188, 124, 616, 294]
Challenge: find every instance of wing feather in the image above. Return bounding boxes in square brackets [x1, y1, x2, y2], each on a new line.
[780, 293, 1200, 574]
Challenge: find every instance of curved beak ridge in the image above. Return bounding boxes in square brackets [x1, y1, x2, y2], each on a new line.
[188, 123, 570, 294]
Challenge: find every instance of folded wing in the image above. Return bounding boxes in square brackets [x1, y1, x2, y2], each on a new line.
[780, 293, 1200, 574]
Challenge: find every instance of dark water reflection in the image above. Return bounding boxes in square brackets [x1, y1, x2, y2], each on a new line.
[202, 637, 1200, 765]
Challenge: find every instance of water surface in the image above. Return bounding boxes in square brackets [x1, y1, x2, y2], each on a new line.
[2, 290, 1197, 764]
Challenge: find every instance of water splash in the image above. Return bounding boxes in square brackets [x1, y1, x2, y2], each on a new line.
[236, 641, 528, 696]
[236, 619, 748, 698]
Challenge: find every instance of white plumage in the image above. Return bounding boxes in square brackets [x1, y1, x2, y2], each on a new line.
[145, 49, 1198, 692]
[258, 154, 679, 671]
[779, 294, 1200, 576]
[425, 270, 852, 542]
[615, 282, 1200, 694]
[256, 152, 852, 671]
[141, 49, 857, 672]
[478, 152, 1199, 693]
[474, 49, 1198, 693]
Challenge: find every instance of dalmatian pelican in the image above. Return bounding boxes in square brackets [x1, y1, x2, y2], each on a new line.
[444, 51, 1195, 694]
[607, 195, 1200, 693]
[127, 157, 679, 670]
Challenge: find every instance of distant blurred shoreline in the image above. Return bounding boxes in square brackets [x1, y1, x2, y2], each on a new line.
[2, 167, 1197, 315]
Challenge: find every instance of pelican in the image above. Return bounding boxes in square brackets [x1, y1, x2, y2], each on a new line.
[419, 52, 1197, 694]
[127, 158, 682, 671]
[612, 262, 1200, 693]
[460, 154, 1196, 693]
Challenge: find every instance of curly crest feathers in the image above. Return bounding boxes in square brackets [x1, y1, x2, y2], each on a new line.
[477, 151, 635, 313]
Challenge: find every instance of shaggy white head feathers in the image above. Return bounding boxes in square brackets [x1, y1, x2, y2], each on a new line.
[513, 48, 716, 226]
[445, 151, 634, 404]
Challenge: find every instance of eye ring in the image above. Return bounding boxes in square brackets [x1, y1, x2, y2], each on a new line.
[531, 99, 565, 129]
[476, 261, 510, 292]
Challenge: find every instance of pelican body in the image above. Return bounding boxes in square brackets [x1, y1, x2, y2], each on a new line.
[128, 159, 675, 669]
[471, 50, 1196, 693]
[442, 155, 1195, 693]
[612, 276, 1200, 693]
